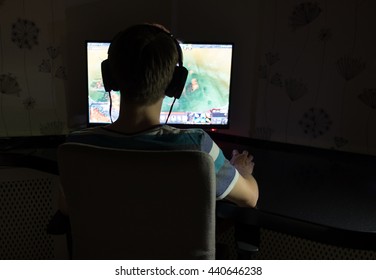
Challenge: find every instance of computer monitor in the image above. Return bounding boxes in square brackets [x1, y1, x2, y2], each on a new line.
[86, 41, 233, 128]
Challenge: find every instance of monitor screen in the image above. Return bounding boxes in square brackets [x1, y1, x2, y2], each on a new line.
[86, 41, 233, 128]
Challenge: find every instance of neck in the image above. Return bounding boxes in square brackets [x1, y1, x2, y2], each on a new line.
[106, 98, 163, 134]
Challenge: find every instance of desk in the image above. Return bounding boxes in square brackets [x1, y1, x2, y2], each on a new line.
[0, 136, 64, 174]
[212, 133, 376, 253]
[2, 133, 376, 255]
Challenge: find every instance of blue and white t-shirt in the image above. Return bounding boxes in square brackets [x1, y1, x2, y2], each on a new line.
[66, 125, 239, 199]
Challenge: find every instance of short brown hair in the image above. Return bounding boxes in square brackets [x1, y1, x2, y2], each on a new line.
[108, 24, 178, 105]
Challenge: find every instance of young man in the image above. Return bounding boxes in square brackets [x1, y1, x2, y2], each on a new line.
[66, 23, 258, 208]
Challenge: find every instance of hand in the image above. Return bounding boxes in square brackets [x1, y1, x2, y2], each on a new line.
[230, 149, 255, 176]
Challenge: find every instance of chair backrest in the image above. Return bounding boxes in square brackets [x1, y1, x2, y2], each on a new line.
[58, 142, 216, 259]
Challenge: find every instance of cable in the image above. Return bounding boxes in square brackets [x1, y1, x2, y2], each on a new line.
[108, 91, 114, 123]
[165, 97, 177, 124]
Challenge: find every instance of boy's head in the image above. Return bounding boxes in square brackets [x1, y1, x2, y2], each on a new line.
[105, 24, 182, 105]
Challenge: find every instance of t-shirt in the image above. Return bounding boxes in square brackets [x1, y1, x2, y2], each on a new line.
[66, 125, 239, 199]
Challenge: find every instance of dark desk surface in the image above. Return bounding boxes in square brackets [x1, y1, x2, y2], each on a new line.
[211, 132, 376, 250]
[0, 135, 63, 174]
[2, 133, 376, 250]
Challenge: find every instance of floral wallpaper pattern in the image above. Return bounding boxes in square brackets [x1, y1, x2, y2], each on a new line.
[254, 0, 376, 156]
[0, 0, 67, 137]
[1, 0, 374, 157]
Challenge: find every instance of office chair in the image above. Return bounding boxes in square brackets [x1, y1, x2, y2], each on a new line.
[57, 142, 216, 259]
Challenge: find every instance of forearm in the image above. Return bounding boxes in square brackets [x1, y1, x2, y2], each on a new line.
[243, 174, 259, 207]
[226, 171, 259, 208]
[237, 172, 259, 207]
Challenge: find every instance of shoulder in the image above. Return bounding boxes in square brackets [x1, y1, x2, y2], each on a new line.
[159, 125, 207, 141]
[67, 127, 106, 138]
[159, 125, 205, 136]
[65, 127, 122, 146]
[69, 126, 108, 135]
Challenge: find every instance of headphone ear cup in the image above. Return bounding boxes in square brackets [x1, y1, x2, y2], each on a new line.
[165, 66, 188, 99]
[101, 59, 119, 92]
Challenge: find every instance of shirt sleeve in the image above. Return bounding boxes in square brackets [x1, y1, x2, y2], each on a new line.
[200, 131, 238, 199]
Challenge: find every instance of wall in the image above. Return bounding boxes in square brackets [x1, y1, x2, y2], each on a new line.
[174, 0, 376, 156]
[253, 0, 376, 156]
[0, 0, 173, 136]
[0, 0, 68, 137]
[1, 0, 375, 157]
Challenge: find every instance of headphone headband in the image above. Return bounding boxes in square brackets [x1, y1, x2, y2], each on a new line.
[101, 24, 188, 98]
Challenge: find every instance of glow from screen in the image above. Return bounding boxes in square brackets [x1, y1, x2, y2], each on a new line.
[87, 42, 233, 127]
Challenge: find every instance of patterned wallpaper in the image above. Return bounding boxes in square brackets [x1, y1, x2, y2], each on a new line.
[253, 0, 376, 156]
[1, 0, 374, 159]
[0, 0, 68, 137]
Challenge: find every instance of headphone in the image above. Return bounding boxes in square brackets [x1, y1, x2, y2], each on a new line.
[101, 25, 188, 100]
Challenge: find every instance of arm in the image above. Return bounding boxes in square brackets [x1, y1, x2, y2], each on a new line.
[225, 150, 259, 208]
